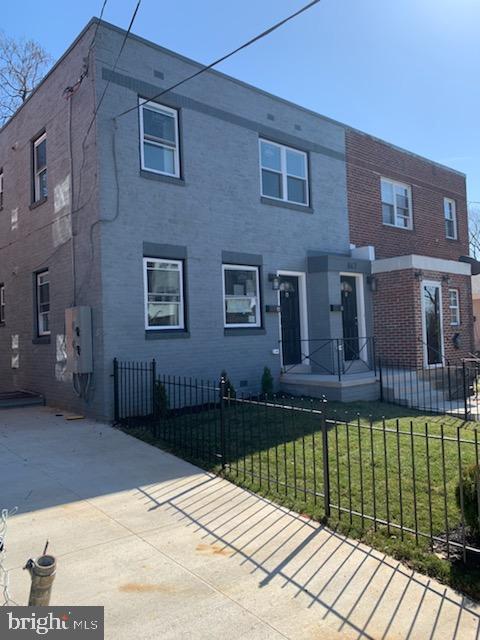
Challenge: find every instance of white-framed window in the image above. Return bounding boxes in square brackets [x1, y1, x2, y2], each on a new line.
[444, 197, 457, 240]
[0, 284, 4, 323]
[36, 270, 50, 336]
[33, 133, 47, 202]
[449, 288, 460, 326]
[143, 258, 185, 330]
[0, 168, 4, 209]
[259, 139, 309, 206]
[223, 264, 261, 328]
[139, 99, 180, 178]
[380, 177, 413, 229]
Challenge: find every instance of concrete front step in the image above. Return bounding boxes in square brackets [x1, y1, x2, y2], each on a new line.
[280, 372, 380, 402]
[0, 391, 45, 409]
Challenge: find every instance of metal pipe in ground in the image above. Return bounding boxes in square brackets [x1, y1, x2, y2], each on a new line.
[24, 555, 56, 606]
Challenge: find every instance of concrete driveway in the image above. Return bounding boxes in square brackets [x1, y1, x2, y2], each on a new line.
[1, 406, 479, 639]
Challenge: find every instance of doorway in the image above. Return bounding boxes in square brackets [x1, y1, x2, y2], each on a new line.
[341, 275, 360, 361]
[421, 281, 444, 367]
[278, 272, 308, 368]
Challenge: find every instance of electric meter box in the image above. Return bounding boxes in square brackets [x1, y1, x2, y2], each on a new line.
[65, 306, 93, 374]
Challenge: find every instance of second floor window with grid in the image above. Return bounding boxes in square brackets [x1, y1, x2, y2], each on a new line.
[139, 100, 180, 177]
[449, 289, 460, 326]
[444, 198, 457, 239]
[33, 133, 47, 202]
[381, 178, 412, 229]
[259, 139, 309, 206]
[36, 270, 50, 336]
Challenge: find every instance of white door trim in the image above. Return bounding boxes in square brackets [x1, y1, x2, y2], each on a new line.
[277, 271, 309, 370]
[339, 272, 368, 365]
[420, 279, 445, 368]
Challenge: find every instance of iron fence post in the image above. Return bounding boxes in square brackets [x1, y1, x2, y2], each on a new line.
[378, 357, 384, 402]
[336, 340, 342, 382]
[219, 377, 226, 471]
[151, 358, 157, 417]
[113, 358, 119, 423]
[463, 360, 468, 421]
[321, 411, 331, 519]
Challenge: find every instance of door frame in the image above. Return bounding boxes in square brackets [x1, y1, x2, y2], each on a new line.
[420, 279, 445, 368]
[339, 272, 368, 364]
[277, 271, 309, 369]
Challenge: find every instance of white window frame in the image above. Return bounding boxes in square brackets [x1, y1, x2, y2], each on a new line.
[380, 177, 413, 230]
[36, 270, 50, 336]
[259, 139, 309, 206]
[33, 133, 47, 203]
[0, 169, 3, 209]
[449, 288, 460, 326]
[0, 284, 4, 323]
[444, 197, 457, 240]
[139, 99, 180, 178]
[222, 264, 261, 328]
[143, 257, 185, 331]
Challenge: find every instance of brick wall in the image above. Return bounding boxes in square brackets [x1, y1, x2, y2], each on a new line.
[346, 130, 469, 260]
[374, 269, 473, 366]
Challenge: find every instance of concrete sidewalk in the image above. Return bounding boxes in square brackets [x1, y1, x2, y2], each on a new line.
[1, 407, 479, 639]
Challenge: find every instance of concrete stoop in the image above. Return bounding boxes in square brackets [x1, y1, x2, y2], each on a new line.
[280, 372, 380, 402]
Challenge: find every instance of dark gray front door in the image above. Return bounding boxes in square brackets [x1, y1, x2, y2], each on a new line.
[280, 275, 302, 366]
[341, 275, 359, 361]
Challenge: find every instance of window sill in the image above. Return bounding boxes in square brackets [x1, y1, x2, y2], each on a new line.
[145, 329, 190, 340]
[32, 336, 50, 344]
[446, 237, 459, 242]
[140, 170, 186, 186]
[260, 197, 313, 214]
[29, 197, 48, 211]
[382, 222, 413, 231]
[224, 327, 266, 336]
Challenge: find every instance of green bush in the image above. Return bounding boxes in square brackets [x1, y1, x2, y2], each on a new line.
[261, 366, 274, 398]
[220, 369, 236, 399]
[456, 464, 480, 537]
[153, 380, 169, 418]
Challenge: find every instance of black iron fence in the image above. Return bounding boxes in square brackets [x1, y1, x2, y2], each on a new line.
[113, 359, 480, 562]
[279, 337, 376, 379]
[379, 358, 480, 422]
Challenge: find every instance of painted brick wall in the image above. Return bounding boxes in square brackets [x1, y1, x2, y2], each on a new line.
[346, 130, 469, 260]
[374, 269, 473, 366]
[0, 23, 106, 416]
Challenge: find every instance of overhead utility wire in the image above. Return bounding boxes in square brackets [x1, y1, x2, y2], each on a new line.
[115, 0, 322, 119]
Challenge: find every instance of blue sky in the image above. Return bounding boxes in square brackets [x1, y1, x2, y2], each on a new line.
[3, 0, 479, 202]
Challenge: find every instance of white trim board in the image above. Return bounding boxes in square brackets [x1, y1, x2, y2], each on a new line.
[371, 254, 471, 276]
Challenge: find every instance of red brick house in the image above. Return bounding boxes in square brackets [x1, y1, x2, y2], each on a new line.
[346, 130, 473, 368]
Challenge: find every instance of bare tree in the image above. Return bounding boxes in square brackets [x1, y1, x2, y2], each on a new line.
[0, 32, 52, 125]
[469, 204, 480, 259]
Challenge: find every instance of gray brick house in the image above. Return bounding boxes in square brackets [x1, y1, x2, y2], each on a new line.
[1, 18, 470, 419]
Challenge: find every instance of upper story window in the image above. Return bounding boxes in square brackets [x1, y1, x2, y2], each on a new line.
[33, 133, 47, 202]
[444, 197, 457, 240]
[223, 264, 261, 328]
[36, 270, 50, 336]
[259, 139, 309, 206]
[139, 100, 180, 178]
[380, 178, 412, 229]
[0, 284, 4, 324]
[0, 169, 3, 209]
[449, 289, 460, 326]
[143, 258, 185, 330]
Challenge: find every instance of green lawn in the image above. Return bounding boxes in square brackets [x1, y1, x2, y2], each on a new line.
[120, 398, 480, 600]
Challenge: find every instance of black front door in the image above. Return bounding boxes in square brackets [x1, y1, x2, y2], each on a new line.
[280, 275, 302, 366]
[341, 275, 359, 361]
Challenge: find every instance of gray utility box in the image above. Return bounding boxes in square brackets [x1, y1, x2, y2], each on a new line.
[65, 306, 93, 374]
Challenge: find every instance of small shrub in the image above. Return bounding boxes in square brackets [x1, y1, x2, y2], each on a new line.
[261, 366, 274, 398]
[220, 369, 236, 399]
[456, 464, 480, 537]
[153, 380, 169, 418]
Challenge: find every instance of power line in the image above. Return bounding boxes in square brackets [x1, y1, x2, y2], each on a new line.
[115, 0, 322, 120]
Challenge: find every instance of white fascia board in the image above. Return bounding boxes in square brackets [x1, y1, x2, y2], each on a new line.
[371, 254, 471, 276]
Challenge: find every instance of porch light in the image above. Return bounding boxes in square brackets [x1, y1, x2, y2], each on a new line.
[367, 275, 377, 292]
[442, 274, 451, 284]
[268, 274, 280, 291]
[414, 270, 423, 280]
